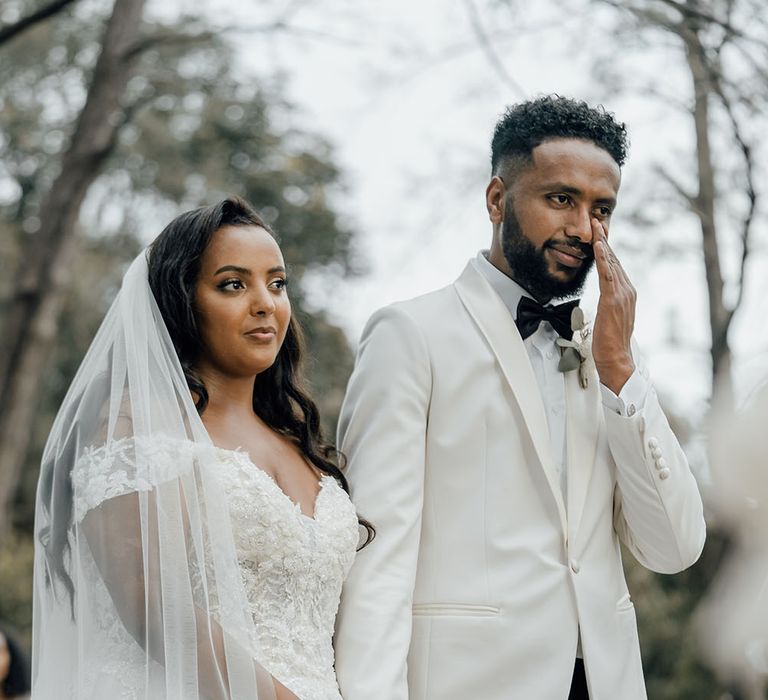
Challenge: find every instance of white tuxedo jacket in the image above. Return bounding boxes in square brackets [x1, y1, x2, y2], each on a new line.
[334, 261, 706, 700]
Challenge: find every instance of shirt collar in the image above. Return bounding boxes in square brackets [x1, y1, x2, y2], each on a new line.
[472, 250, 535, 321]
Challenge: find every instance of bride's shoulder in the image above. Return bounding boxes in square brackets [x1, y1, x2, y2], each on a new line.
[71, 434, 210, 521]
[76, 433, 202, 468]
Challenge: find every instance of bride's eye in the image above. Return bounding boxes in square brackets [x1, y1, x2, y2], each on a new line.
[218, 278, 245, 291]
[270, 278, 288, 291]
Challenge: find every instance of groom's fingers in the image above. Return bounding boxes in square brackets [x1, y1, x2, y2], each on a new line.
[602, 229, 633, 293]
[592, 218, 637, 316]
[593, 219, 615, 289]
[593, 219, 633, 291]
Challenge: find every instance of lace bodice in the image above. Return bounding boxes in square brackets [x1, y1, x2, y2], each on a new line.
[70, 436, 359, 700]
[214, 446, 359, 699]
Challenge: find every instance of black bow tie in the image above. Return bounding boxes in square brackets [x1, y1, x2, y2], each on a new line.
[515, 296, 579, 341]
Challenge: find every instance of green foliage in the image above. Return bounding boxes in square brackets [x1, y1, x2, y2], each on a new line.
[0, 0, 360, 644]
[0, 534, 34, 650]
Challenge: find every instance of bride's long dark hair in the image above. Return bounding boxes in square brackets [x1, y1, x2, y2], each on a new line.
[38, 197, 373, 613]
[147, 196, 374, 548]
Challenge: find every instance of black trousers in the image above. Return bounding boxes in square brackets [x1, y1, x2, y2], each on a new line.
[568, 658, 589, 700]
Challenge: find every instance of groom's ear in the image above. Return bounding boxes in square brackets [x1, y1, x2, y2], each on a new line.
[485, 176, 505, 226]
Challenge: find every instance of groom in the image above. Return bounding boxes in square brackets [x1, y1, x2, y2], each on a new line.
[334, 96, 706, 700]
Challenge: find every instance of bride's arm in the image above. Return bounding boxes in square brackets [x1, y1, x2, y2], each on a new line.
[82, 488, 277, 700]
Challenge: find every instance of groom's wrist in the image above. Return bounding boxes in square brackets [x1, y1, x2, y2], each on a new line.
[596, 357, 634, 395]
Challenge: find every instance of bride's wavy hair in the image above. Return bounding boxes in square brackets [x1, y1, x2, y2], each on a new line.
[147, 196, 374, 548]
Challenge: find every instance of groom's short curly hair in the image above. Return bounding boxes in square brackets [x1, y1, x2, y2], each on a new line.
[491, 95, 628, 178]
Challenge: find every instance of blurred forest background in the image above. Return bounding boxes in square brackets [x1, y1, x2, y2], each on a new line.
[0, 0, 766, 698]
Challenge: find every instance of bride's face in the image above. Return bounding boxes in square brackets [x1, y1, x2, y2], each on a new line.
[194, 224, 291, 378]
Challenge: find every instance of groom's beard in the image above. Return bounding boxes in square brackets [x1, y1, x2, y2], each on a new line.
[501, 206, 594, 302]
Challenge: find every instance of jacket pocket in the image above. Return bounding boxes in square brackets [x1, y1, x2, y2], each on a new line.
[412, 603, 500, 617]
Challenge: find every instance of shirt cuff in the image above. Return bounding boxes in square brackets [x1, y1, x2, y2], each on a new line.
[600, 367, 649, 417]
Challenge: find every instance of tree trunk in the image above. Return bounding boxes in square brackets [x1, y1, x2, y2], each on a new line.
[0, 0, 146, 536]
[682, 21, 734, 410]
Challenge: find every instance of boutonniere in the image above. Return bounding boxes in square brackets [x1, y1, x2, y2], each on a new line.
[556, 307, 593, 389]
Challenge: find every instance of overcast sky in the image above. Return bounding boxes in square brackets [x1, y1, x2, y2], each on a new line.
[154, 0, 768, 416]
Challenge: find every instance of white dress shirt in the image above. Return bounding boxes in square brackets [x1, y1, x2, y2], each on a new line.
[473, 250, 649, 500]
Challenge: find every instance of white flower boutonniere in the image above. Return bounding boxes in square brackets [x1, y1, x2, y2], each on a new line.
[556, 307, 593, 389]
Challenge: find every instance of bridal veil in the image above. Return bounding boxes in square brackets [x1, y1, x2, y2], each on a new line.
[32, 250, 275, 699]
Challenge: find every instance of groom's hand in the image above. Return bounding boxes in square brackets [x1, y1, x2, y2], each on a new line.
[591, 217, 636, 395]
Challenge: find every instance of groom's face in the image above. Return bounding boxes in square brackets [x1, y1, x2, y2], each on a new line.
[491, 138, 621, 301]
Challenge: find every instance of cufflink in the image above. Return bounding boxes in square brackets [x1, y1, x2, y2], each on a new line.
[627, 403, 636, 417]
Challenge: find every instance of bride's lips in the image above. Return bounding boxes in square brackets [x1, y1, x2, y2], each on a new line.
[547, 244, 588, 269]
[244, 326, 277, 343]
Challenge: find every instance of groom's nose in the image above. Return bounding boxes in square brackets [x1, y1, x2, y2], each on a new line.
[564, 206, 593, 244]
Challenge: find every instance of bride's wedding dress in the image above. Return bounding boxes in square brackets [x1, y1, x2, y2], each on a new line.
[70, 436, 359, 700]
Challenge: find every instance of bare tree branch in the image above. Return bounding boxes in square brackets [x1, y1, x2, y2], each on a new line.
[710, 74, 758, 319]
[601, 0, 768, 49]
[387, 9, 592, 88]
[462, 0, 526, 97]
[124, 29, 217, 61]
[632, 83, 690, 112]
[0, 0, 78, 47]
[238, 21, 367, 48]
[656, 0, 767, 48]
[599, 0, 682, 32]
[654, 165, 697, 207]
[733, 42, 768, 94]
[125, 19, 367, 61]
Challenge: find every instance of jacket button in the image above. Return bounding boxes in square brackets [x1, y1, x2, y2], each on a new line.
[659, 468, 671, 480]
[648, 437, 659, 449]
[656, 457, 667, 470]
[651, 446, 663, 459]
[570, 559, 580, 573]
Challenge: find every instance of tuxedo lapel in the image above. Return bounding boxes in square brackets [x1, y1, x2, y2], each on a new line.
[564, 353, 601, 540]
[453, 262, 567, 533]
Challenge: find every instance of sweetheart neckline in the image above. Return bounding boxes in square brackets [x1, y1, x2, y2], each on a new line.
[213, 445, 334, 522]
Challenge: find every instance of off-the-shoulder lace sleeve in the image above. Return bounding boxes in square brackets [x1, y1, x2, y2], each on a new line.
[71, 435, 199, 522]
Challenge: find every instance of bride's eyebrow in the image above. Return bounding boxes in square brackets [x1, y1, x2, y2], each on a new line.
[213, 264, 251, 276]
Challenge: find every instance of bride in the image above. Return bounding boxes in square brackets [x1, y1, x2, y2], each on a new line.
[32, 197, 372, 700]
